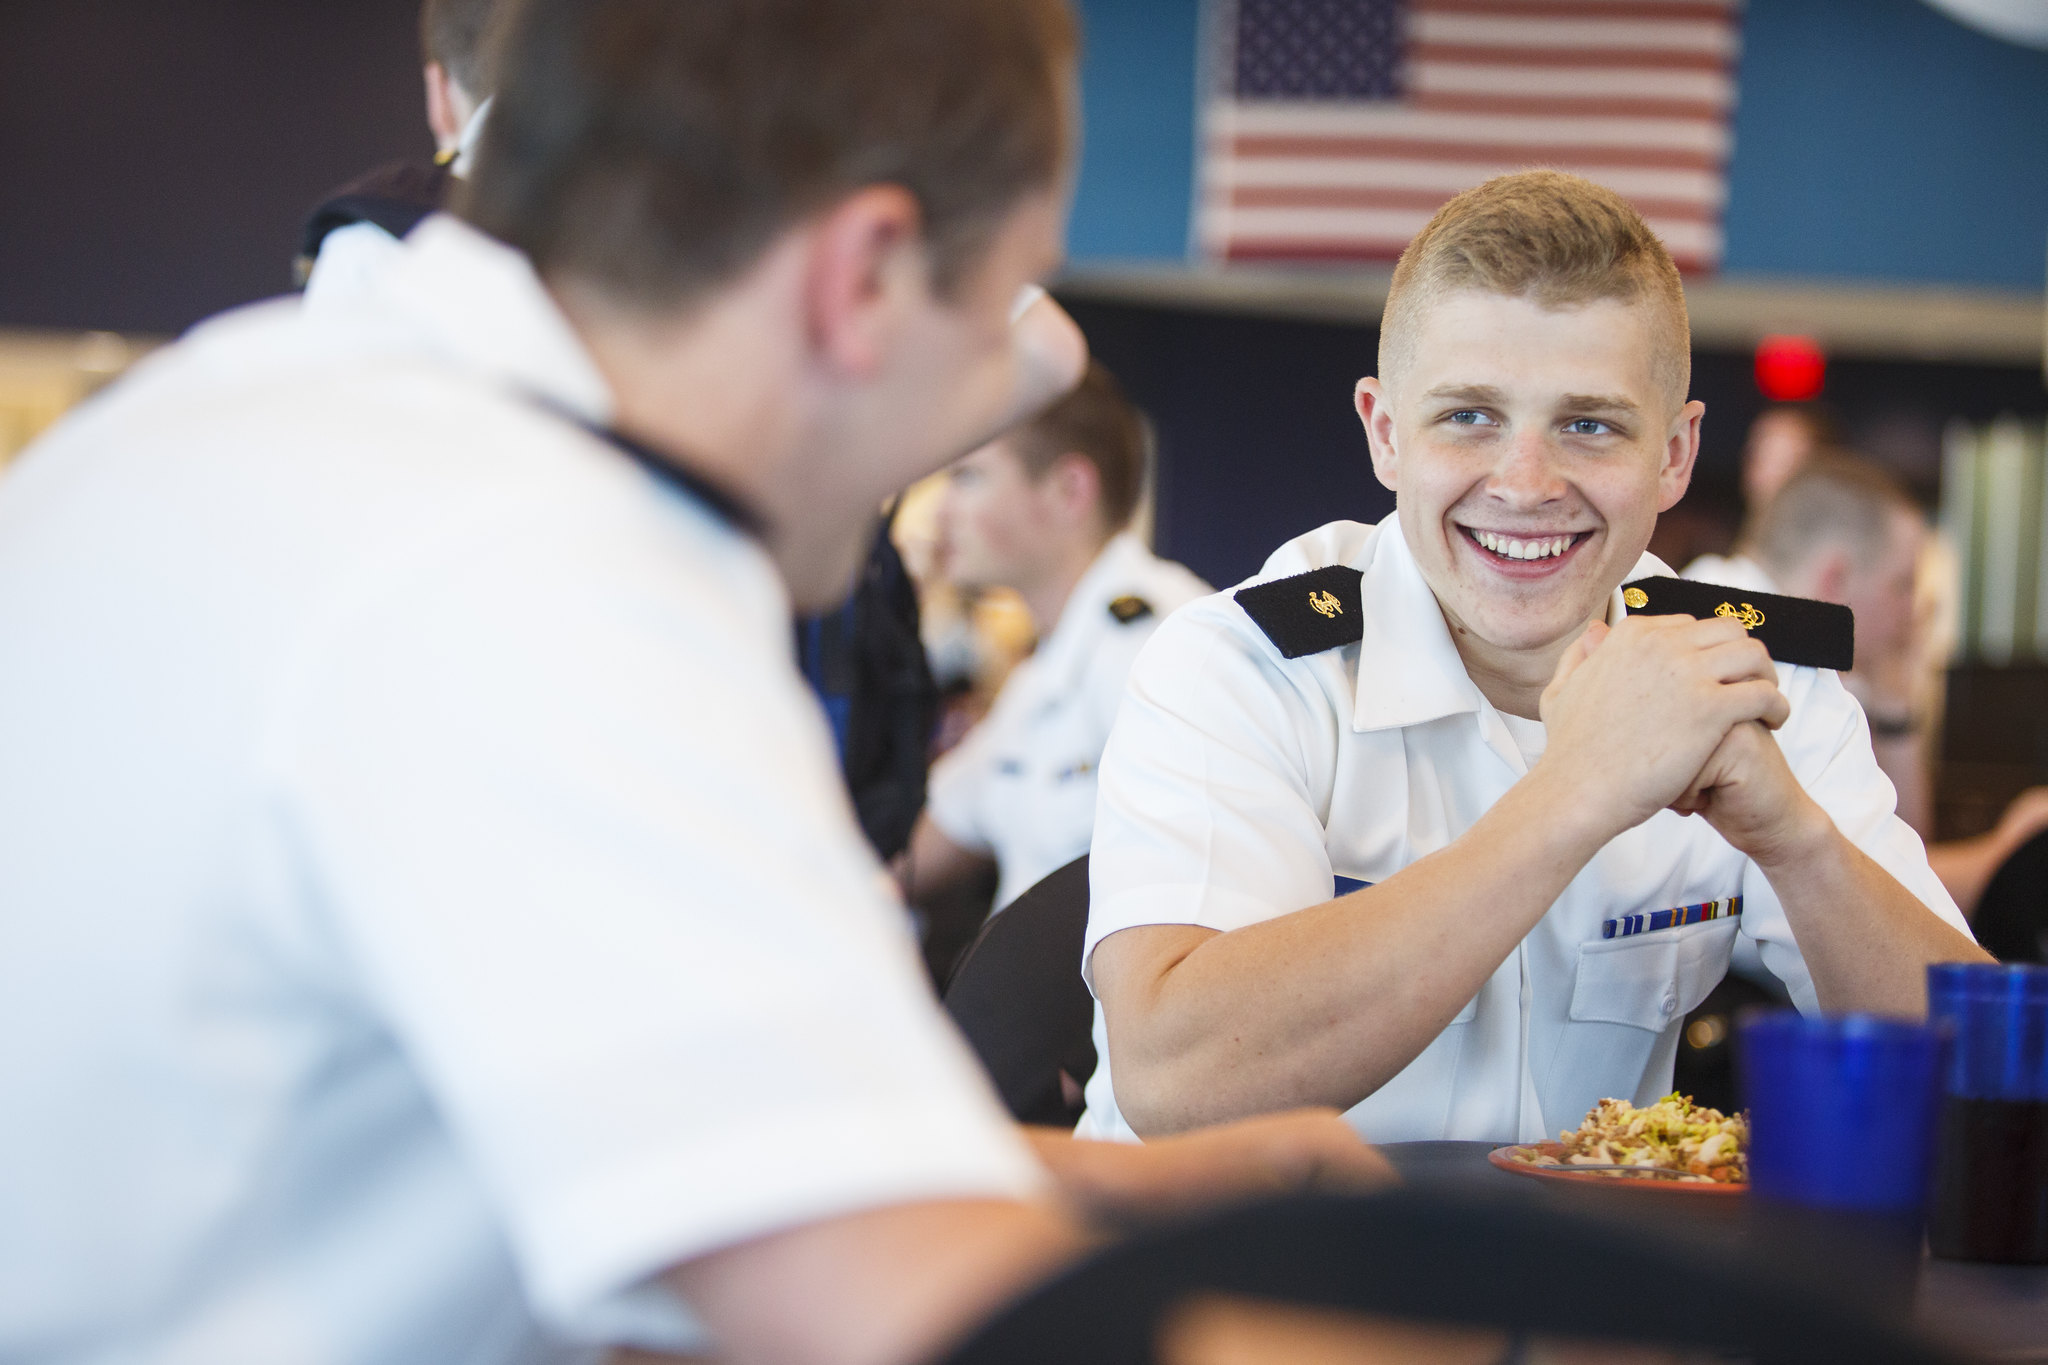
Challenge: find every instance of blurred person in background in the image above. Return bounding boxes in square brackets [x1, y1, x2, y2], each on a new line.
[0, 2, 1388, 1362]
[1651, 403, 1840, 573]
[295, 0, 500, 306]
[1739, 402, 1841, 514]
[1686, 455, 2048, 916]
[798, 287, 1085, 870]
[901, 361, 1210, 940]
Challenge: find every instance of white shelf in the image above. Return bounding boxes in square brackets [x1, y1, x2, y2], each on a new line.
[1054, 263, 2048, 369]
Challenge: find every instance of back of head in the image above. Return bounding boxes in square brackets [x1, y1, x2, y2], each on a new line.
[1747, 453, 1917, 578]
[1010, 361, 1147, 535]
[1379, 170, 1691, 408]
[458, 0, 1076, 313]
[420, 0, 502, 101]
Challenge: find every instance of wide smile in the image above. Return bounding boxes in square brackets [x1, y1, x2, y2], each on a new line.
[1456, 525, 1592, 578]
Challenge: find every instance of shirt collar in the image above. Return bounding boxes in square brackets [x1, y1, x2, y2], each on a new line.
[1349, 517, 1667, 734]
[1351, 517, 1485, 733]
[1030, 533, 1150, 695]
[451, 97, 492, 178]
[372, 216, 769, 538]
[374, 213, 615, 427]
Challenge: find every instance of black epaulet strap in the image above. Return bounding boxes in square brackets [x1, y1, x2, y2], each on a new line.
[1234, 566, 1364, 659]
[297, 159, 454, 272]
[1622, 576, 1854, 671]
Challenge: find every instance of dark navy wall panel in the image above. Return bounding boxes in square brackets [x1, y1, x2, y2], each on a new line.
[0, 2, 430, 334]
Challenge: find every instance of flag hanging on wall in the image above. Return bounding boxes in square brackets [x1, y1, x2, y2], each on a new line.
[1197, 0, 1742, 272]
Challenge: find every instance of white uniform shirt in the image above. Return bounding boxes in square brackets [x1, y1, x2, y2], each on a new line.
[0, 215, 1041, 1364]
[926, 534, 1209, 911]
[1078, 517, 1969, 1145]
[1682, 551, 1775, 594]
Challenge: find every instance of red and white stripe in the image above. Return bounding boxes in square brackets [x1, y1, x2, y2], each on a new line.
[1199, 0, 1742, 272]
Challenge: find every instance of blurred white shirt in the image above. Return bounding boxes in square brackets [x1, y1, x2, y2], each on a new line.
[0, 214, 1039, 1364]
[1078, 517, 1969, 1145]
[926, 534, 1209, 912]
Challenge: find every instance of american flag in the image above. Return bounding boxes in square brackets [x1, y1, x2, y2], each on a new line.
[1197, 0, 1742, 272]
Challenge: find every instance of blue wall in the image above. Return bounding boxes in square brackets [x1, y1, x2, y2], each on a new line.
[1069, 0, 2048, 289]
[1069, 0, 1205, 261]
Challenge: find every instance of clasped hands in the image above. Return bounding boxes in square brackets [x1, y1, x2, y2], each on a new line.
[1538, 614, 1831, 868]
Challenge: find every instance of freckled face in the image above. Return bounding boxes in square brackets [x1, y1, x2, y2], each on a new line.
[1366, 290, 1700, 657]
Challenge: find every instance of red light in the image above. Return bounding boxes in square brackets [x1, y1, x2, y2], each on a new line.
[1754, 334, 1826, 402]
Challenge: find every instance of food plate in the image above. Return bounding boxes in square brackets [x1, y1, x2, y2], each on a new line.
[1488, 1142, 1747, 1194]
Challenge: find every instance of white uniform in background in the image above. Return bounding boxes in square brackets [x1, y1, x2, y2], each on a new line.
[1681, 550, 1775, 594]
[0, 215, 1040, 1364]
[926, 533, 1209, 913]
[300, 99, 491, 313]
[1077, 517, 1968, 1145]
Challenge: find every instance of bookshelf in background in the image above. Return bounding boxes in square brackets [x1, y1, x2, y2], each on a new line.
[1938, 416, 2048, 839]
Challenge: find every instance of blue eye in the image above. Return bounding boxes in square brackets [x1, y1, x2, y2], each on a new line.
[1567, 419, 1611, 436]
[1448, 410, 1486, 425]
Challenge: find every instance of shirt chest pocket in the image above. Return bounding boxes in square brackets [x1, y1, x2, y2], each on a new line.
[1568, 916, 1740, 1032]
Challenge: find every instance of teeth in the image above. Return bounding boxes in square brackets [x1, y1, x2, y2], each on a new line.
[1472, 530, 1575, 561]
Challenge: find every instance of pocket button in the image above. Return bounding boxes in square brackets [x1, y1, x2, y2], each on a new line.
[1660, 989, 1679, 1020]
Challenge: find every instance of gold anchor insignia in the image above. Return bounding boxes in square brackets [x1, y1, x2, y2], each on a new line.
[1715, 601, 1766, 631]
[1309, 589, 1343, 618]
[1622, 587, 1648, 609]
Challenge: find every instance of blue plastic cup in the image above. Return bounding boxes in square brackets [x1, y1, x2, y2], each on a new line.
[1738, 1010, 1948, 1215]
[1926, 963, 2048, 1262]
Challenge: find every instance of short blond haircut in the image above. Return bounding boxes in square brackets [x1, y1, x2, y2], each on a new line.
[1379, 170, 1691, 409]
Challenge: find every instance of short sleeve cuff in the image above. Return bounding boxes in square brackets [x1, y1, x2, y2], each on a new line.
[923, 755, 992, 855]
[1082, 882, 1285, 992]
[520, 1098, 1047, 1344]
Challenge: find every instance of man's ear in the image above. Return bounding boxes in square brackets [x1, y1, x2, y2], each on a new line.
[1045, 451, 1101, 527]
[1656, 399, 1706, 513]
[802, 186, 925, 380]
[423, 62, 465, 156]
[1810, 546, 1854, 605]
[1355, 377, 1399, 492]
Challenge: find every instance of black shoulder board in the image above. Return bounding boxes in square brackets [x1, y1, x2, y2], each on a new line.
[1107, 595, 1153, 624]
[1234, 565, 1364, 659]
[294, 159, 453, 284]
[1622, 576, 1854, 671]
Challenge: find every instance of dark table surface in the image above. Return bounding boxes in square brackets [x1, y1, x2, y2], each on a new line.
[1382, 1141, 2048, 1362]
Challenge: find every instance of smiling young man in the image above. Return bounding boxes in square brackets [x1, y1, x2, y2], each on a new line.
[1078, 171, 1988, 1146]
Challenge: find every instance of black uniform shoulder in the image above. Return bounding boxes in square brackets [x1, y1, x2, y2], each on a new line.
[1233, 564, 1364, 659]
[1623, 575, 1854, 671]
[296, 158, 454, 279]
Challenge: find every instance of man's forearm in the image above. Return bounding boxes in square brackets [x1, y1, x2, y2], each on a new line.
[1095, 770, 1612, 1135]
[670, 1198, 1081, 1365]
[1021, 1110, 1393, 1225]
[1754, 815, 1990, 1015]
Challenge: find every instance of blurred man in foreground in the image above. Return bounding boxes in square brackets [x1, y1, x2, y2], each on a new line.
[905, 361, 1209, 926]
[0, 3, 1384, 1362]
[1080, 172, 1985, 1146]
